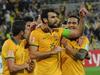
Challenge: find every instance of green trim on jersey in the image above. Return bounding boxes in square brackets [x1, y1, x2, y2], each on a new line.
[62, 28, 71, 38]
[5, 57, 15, 59]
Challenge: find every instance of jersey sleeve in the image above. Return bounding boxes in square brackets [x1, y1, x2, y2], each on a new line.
[2, 40, 15, 59]
[81, 36, 89, 51]
[29, 30, 39, 47]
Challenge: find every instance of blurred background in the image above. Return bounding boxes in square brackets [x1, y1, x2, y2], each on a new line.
[0, 0, 100, 75]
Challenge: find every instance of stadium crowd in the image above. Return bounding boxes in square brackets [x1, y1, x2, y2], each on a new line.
[0, 0, 100, 75]
[0, 0, 100, 51]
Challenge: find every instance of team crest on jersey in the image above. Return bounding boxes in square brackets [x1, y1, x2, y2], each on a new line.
[31, 37, 35, 42]
[7, 50, 14, 57]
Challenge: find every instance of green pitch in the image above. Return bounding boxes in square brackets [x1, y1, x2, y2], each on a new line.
[85, 67, 100, 75]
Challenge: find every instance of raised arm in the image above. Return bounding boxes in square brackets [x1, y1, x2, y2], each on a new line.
[62, 4, 89, 39]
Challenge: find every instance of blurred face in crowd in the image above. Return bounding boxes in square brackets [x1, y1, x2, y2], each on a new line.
[47, 12, 60, 28]
[67, 17, 79, 30]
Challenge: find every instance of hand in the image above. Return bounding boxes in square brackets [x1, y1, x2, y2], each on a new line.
[76, 37, 83, 46]
[30, 21, 37, 31]
[54, 46, 63, 52]
[61, 37, 75, 54]
[25, 60, 35, 72]
[61, 37, 69, 47]
[79, 3, 89, 17]
[26, 65, 33, 73]
[24, 63, 30, 71]
[51, 46, 64, 54]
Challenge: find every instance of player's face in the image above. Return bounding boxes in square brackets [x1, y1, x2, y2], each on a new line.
[25, 22, 32, 32]
[25, 21, 37, 32]
[67, 17, 79, 30]
[67, 17, 82, 39]
[24, 22, 31, 38]
[24, 21, 36, 38]
[48, 12, 60, 28]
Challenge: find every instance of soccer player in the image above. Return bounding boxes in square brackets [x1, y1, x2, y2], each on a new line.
[29, 9, 63, 75]
[61, 15, 90, 75]
[23, 16, 38, 75]
[29, 7, 86, 75]
[23, 16, 37, 40]
[1, 20, 33, 75]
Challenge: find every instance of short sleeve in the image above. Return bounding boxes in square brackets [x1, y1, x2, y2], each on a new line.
[29, 30, 39, 47]
[2, 40, 15, 59]
[81, 36, 89, 51]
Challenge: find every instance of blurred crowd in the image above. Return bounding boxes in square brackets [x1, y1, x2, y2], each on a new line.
[0, 0, 100, 51]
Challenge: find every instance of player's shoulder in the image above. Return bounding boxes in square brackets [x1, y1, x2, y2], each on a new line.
[81, 36, 89, 40]
[2, 39, 13, 51]
[58, 27, 64, 31]
[31, 28, 42, 34]
[3, 39, 12, 45]
[81, 36, 89, 43]
[56, 27, 64, 34]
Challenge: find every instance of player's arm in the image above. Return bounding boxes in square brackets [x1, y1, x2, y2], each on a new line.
[79, 2, 90, 34]
[62, 28, 81, 39]
[74, 48, 90, 60]
[61, 16, 84, 39]
[74, 7, 90, 60]
[62, 5, 89, 39]
[61, 37, 77, 56]
[5, 50, 30, 72]
[74, 37, 90, 60]
[29, 44, 62, 59]
[29, 30, 62, 60]
[61, 37, 90, 60]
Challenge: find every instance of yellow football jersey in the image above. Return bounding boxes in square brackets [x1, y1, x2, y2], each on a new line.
[2, 39, 30, 75]
[61, 36, 89, 75]
[29, 28, 63, 75]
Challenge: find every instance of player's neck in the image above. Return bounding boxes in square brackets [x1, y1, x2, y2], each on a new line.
[13, 35, 21, 44]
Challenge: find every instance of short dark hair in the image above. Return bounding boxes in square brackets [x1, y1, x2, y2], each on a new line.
[12, 20, 25, 36]
[41, 9, 59, 23]
[68, 15, 80, 24]
[23, 16, 33, 22]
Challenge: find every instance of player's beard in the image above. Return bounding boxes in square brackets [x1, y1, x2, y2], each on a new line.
[48, 23, 61, 28]
[69, 37, 80, 41]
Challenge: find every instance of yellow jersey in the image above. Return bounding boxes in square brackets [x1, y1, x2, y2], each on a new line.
[61, 36, 89, 75]
[2, 39, 30, 75]
[29, 28, 63, 75]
